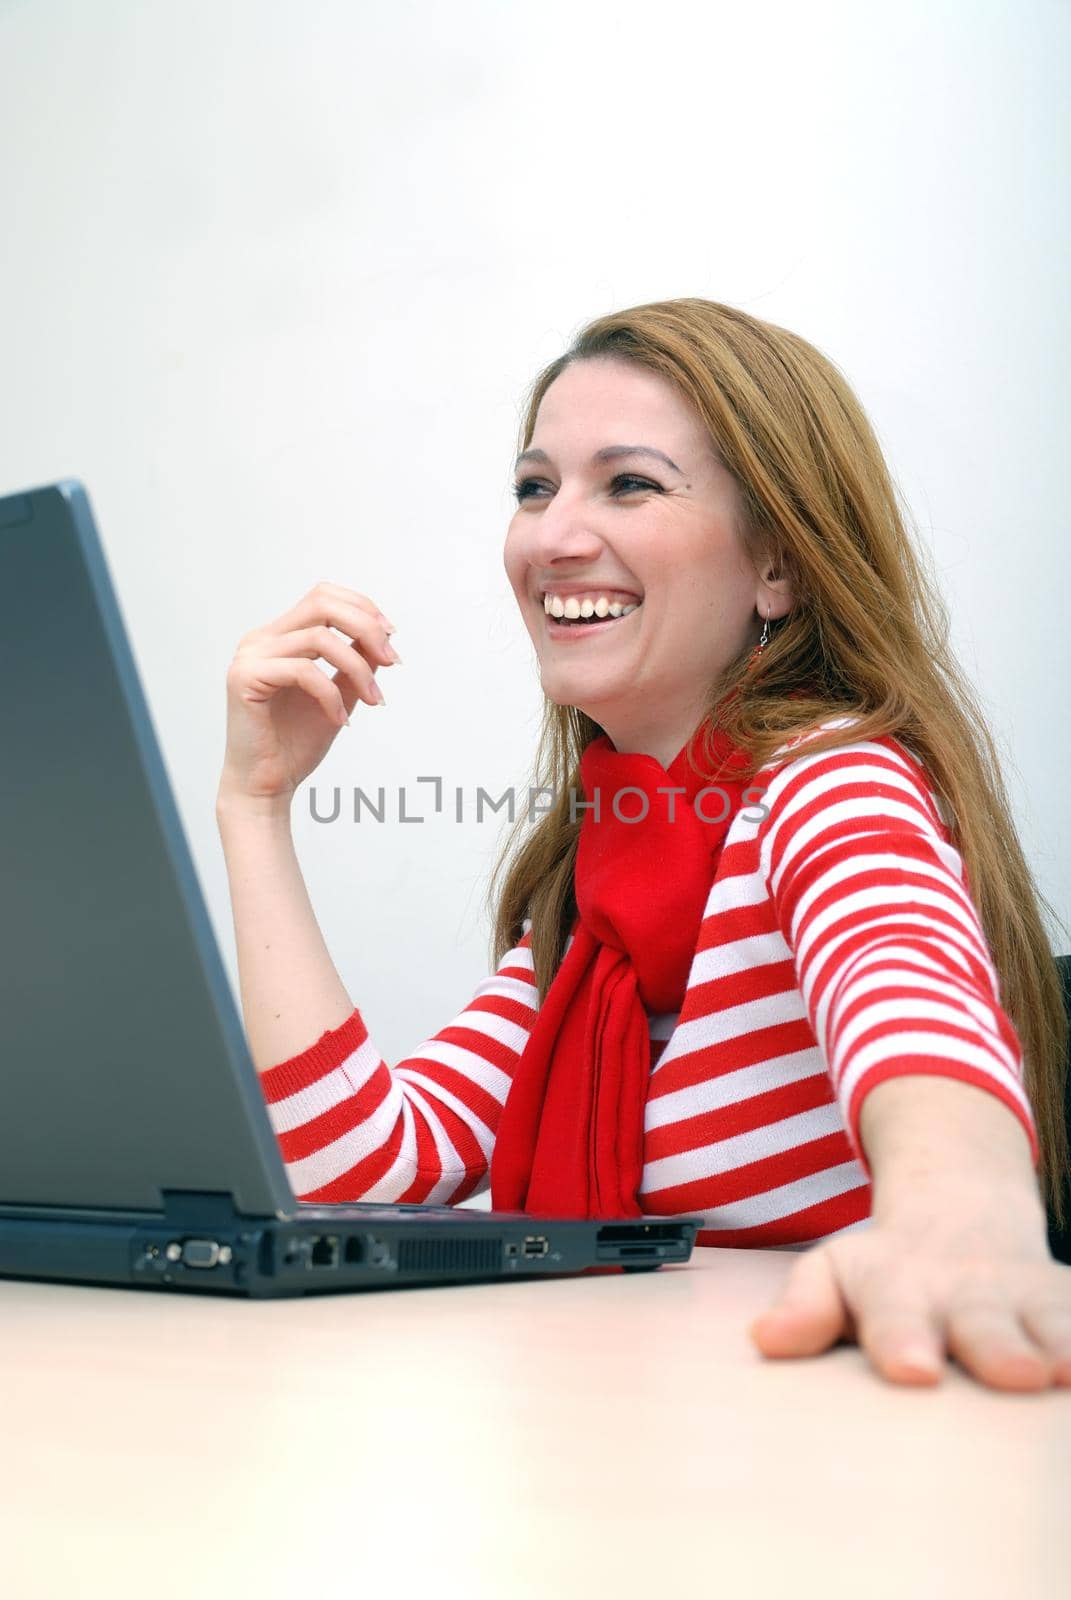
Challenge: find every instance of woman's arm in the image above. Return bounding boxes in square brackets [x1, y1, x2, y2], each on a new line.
[748, 730, 1070, 1390]
[252, 914, 540, 1206]
[859, 1073, 1042, 1221]
[214, 576, 400, 1069]
[216, 789, 541, 1206]
[757, 729, 1040, 1184]
[216, 788, 355, 1072]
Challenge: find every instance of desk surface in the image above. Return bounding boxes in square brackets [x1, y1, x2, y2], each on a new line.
[1, 1246, 1067, 1600]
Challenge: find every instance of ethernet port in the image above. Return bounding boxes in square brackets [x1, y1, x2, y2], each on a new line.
[309, 1234, 340, 1269]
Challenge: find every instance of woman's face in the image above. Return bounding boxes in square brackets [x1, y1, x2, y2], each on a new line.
[503, 356, 791, 765]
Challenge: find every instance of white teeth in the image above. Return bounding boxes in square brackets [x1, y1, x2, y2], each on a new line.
[541, 593, 644, 623]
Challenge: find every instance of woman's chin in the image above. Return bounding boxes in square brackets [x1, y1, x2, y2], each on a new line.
[540, 673, 623, 714]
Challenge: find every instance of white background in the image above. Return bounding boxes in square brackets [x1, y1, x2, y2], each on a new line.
[2, 0, 1068, 1090]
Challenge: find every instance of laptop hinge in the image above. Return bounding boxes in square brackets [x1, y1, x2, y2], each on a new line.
[161, 1190, 244, 1229]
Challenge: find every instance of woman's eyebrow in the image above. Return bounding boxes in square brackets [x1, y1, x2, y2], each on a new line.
[514, 445, 684, 475]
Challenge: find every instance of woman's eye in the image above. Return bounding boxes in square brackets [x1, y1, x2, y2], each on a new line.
[511, 474, 661, 503]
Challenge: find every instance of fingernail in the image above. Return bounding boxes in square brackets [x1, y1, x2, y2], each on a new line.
[385, 644, 403, 664]
[381, 618, 397, 634]
[370, 681, 386, 706]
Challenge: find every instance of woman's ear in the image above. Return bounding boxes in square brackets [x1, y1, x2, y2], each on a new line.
[757, 556, 795, 621]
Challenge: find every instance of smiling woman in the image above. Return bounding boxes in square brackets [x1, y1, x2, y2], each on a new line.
[484, 301, 1067, 1245]
[220, 296, 1071, 1391]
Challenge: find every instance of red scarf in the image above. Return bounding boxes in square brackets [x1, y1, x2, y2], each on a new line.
[490, 714, 755, 1220]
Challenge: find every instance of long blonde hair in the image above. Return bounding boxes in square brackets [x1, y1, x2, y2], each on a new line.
[485, 297, 1069, 1227]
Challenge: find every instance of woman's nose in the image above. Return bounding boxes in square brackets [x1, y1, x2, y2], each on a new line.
[525, 504, 604, 562]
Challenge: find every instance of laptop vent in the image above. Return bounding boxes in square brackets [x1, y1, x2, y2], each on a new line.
[396, 1237, 502, 1274]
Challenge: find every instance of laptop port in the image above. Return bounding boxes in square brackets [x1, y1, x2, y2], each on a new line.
[309, 1235, 340, 1268]
[522, 1236, 549, 1259]
[343, 1236, 364, 1265]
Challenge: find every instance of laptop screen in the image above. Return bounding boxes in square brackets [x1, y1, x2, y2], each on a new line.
[0, 482, 292, 1216]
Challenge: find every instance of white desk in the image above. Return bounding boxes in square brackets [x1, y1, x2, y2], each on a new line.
[1, 1247, 1067, 1600]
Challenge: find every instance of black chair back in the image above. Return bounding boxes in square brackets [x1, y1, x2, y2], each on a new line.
[1046, 954, 1071, 1264]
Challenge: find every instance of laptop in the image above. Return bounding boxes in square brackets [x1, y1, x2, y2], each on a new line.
[0, 480, 701, 1298]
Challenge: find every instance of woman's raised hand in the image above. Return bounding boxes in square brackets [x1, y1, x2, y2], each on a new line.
[218, 581, 400, 804]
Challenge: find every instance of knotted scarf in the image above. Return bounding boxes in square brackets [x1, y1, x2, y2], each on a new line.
[490, 713, 756, 1220]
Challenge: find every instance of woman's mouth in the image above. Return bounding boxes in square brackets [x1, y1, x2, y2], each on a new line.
[544, 609, 641, 640]
[542, 596, 643, 641]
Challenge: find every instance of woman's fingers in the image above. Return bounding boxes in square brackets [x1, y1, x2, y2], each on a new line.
[227, 581, 400, 745]
[228, 654, 352, 728]
[257, 582, 397, 650]
[1019, 1291, 1071, 1384]
[943, 1288, 1055, 1391]
[316, 580, 397, 633]
[854, 1292, 946, 1384]
[242, 624, 386, 708]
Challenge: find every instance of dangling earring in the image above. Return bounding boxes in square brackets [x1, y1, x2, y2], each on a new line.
[744, 605, 771, 673]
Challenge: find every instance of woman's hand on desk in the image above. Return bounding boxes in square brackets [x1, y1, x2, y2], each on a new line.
[217, 580, 401, 805]
[746, 1184, 1071, 1392]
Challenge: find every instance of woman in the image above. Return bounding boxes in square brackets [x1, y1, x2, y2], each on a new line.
[216, 297, 1070, 1393]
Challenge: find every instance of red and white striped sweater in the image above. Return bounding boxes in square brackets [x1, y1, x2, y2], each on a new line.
[258, 719, 1040, 1249]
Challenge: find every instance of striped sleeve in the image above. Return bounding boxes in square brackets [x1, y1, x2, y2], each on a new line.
[256, 926, 539, 1204]
[756, 733, 1040, 1179]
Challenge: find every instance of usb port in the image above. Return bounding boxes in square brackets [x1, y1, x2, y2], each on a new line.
[522, 1236, 549, 1259]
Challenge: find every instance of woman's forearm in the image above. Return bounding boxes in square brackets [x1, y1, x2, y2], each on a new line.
[859, 1074, 1044, 1221]
[215, 789, 355, 1074]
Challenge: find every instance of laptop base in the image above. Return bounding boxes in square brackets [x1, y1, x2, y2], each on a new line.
[0, 1191, 699, 1299]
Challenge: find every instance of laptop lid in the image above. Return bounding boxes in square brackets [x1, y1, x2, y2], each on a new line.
[0, 480, 295, 1218]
